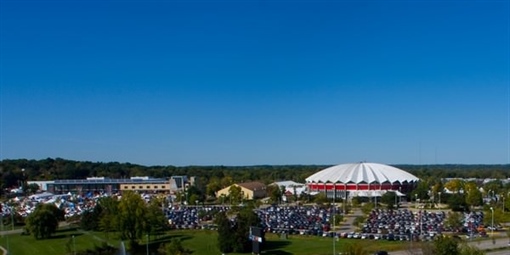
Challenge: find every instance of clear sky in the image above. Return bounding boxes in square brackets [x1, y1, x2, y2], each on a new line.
[0, 0, 509, 166]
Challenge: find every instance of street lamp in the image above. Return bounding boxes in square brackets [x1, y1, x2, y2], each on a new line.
[503, 194, 505, 213]
[438, 192, 441, 207]
[72, 235, 76, 255]
[332, 199, 336, 255]
[394, 191, 398, 209]
[415, 194, 418, 208]
[490, 207, 494, 238]
[21, 168, 25, 191]
[146, 234, 149, 255]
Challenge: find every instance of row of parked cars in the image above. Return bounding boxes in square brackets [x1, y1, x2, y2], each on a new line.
[321, 231, 447, 242]
[337, 232, 413, 241]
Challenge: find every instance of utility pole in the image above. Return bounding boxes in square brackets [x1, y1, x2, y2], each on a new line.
[146, 234, 149, 255]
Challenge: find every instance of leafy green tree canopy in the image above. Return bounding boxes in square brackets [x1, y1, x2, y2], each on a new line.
[117, 191, 149, 245]
[26, 203, 60, 239]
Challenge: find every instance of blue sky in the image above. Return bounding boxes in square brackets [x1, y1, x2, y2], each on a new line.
[1, 1, 509, 166]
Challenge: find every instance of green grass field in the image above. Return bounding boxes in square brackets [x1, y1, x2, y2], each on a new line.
[3, 229, 408, 255]
[3, 227, 123, 255]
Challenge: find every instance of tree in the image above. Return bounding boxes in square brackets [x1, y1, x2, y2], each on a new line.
[206, 177, 222, 197]
[413, 180, 431, 200]
[465, 182, 483, 208]
[445, 212, 463, 231]
[215, 211, 234, 253]
[80, 204, 103, 231]
[353, 216, 366, 228]
[232, 207, 261, 253]
[381, 192, 397, 209]
[431, 181, 443, 196]
[459, 244, 485, 255]
[330, 211, 343, 226]
[447, 193, 468, 212]
[186, 185, 203, 205]
[146, 198, 168, 235]
[117, 191, 149, 246]
[25, 204, 60, 239]
[266, 184, 282, 204]
[228, 185, 243, 205]
[26, 183, 40, 194]
[313, 192, 328, 204]
[97, 196, 119, 240]
[484, 180, 503, 196]
[220, 176, 233, 188]
[215, 206, 262, 254]
[484, 208, 503, 227]
[445, 179, 465, 194]
[432, 236, 460, 255]
[158, 238, 192, 255]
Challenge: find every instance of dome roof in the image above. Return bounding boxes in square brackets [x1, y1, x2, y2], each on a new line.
[305, 162, 419, 184]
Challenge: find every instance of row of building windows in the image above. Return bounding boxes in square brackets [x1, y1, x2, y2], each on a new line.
[122, 185, 169, 190]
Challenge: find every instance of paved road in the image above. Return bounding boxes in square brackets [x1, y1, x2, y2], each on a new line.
[486, 248, 510, 255]
[336, 207, 363, 233]
[0, 228, 22, 236]
[389, 238, 510, 255]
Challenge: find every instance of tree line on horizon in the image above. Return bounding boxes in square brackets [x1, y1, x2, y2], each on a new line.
[1, 157, 509, 194]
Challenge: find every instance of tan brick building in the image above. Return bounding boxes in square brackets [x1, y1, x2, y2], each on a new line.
[216, 181, 267, 200]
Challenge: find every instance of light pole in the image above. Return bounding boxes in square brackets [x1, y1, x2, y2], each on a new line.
[420, 211, 423, 238]
[343, 191, 346, 214]
[8, 206, 15, 231]
[503, 194, 505, 212]
[490, 207, 494, 238]
[21, 168, 25, 192]
[438, 192, 441, 208]
[72, 235, 76, 255]
[1, 214, 9, 252]
[394, 191, 397, 209]
[146, 234, 149, 255]
[332, 199, 336, 255]
[415, 194, 418, 208]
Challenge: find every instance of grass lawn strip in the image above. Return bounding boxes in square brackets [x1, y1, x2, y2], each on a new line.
[6, 229, 410, 255]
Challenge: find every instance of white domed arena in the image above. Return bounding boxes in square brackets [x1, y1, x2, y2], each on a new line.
[306, 162, 419, 198]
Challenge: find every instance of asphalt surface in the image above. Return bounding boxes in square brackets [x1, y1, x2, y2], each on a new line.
[486, 248, 510, 255]
[0, 228, 22, 236]
[389, 238, 510, 255]
[336, 207, 363, 232]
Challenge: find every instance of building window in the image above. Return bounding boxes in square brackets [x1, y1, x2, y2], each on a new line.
[131, 186, 135, 189]
[139, 186, 143, 189]
[147, 186, 150, 189]
[154, 186, 158, 189]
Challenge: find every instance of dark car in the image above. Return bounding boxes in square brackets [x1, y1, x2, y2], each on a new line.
[374, 251, 388, 255]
